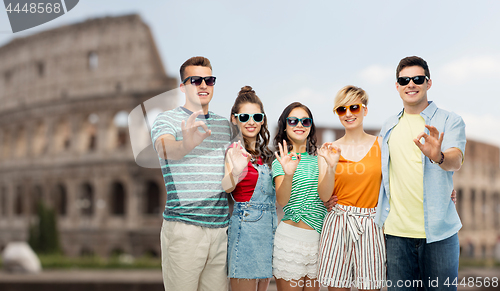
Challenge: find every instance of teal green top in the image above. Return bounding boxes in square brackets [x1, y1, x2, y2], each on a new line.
[272, 152, 327, 233]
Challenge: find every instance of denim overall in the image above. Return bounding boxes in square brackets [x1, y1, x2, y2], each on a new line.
[227, 163, 278, 279]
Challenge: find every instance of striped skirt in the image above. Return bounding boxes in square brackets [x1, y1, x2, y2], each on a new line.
[317, 204, 386, 289]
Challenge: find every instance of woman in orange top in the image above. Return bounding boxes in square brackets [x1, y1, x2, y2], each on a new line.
[316, 85, 386, 291]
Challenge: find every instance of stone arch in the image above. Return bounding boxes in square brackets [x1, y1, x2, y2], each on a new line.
[79, 183, 94, 216]
[4, 69, 13, 84]
[456, 188, 463, 218]
[31, 185, 43, 215]
[15, 125, 27, 158]
[110, 181, 126, 216]
[470, 188, 476, 228]
[465, 240, 475, 258]
[15, 185, 23, 216]
[33, 121, 47, 156]
[108, 110, 129, 150]
[53, 183, 67, 216]
[144, 180, 160, 215]
[80, 114, 98, 152]
[88, 51, 98, 71]
[494, 192, 500, 230]
[110, 247, 125, 257]
[1, 129, 10, 159]
[80, 247, 94, 257]
[481, 190, 488, 230]
[0, 186, 6, 216]
[54, 118, 71, 152]
[36, 61, 45, 78]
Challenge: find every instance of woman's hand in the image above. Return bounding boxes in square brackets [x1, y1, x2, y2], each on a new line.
[275, 140, 300, 176]
[228, 141, 251, 177]
[318, 142, 341, 168]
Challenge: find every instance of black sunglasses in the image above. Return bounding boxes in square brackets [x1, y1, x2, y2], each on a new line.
[234, 113, 265, 123]
[182, 76, 216, 86]
[397, 75, 428, 86]
[286, 117, 312, 128]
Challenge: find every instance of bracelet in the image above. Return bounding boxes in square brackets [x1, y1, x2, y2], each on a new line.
[430, 152, 445, 165]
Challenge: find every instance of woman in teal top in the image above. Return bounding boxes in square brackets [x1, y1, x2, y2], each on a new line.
[272, 102, 328, 291]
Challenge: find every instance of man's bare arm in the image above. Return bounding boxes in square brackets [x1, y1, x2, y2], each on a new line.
[154, 110, 211, 160]
[414, 125, 463, 172]
[154, 134, 191, 160]
[438, 148, 463, 172]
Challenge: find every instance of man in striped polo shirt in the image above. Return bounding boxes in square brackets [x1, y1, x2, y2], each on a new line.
[151, 56, 232, 291]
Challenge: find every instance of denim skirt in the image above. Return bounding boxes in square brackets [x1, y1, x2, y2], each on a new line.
[227, 164, 277, 279]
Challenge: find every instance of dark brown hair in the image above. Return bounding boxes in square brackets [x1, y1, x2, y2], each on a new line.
[396, 56, 430, 79]
[180, 56, 212, 80]
[273, 102, 317, 155]
[230, 86, 273, 166]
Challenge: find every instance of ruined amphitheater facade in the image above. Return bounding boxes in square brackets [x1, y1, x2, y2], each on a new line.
[0, 14, 178, 257]
[454, 140, 500, 260]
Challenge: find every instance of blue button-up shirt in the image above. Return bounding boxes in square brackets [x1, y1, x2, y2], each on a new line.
[374, 101, 466, 243]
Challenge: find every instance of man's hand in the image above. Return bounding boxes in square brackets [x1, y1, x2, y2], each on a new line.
[414, 124, 443, 162]
[181, 110, 211, 152]
[324, 195, 338, 212]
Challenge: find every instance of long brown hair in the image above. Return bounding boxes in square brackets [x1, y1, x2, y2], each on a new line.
[273, 102, 317, 155]
[230, 86, 273, 166]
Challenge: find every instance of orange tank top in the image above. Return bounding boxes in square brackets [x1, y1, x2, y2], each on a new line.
[333, 139, 381, 208]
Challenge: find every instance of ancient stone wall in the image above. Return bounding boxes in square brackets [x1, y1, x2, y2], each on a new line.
[0, 14, 177, 257]
[454, 140, 500, 260]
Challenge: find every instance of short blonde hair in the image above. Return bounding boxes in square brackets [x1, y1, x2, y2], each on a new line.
[334, 85, 369, 111]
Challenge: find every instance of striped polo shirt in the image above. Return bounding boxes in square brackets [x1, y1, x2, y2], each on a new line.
[151, 107, 232, 228]
[272, 152, 327, 233]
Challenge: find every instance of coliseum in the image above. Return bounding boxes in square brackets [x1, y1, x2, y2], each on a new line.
[453, 140, 500, 260]
[0, 14, 177, 257]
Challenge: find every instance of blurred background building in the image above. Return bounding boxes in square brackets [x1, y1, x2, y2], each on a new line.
[0, 14, 499, 261]
[0, 14, 177, 258]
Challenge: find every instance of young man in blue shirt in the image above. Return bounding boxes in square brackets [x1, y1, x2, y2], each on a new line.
[375, 56, 466, 290]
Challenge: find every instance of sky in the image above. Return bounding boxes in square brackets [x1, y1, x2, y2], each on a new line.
[1, 0, 500, 147]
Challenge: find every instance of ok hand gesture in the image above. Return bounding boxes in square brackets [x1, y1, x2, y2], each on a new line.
[275, 140, 300, 176]
[318, 142, 341, 168]
[181, 110, 211, 152]
[228, 141, 251, 178]
[414, 125, 443, 162]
